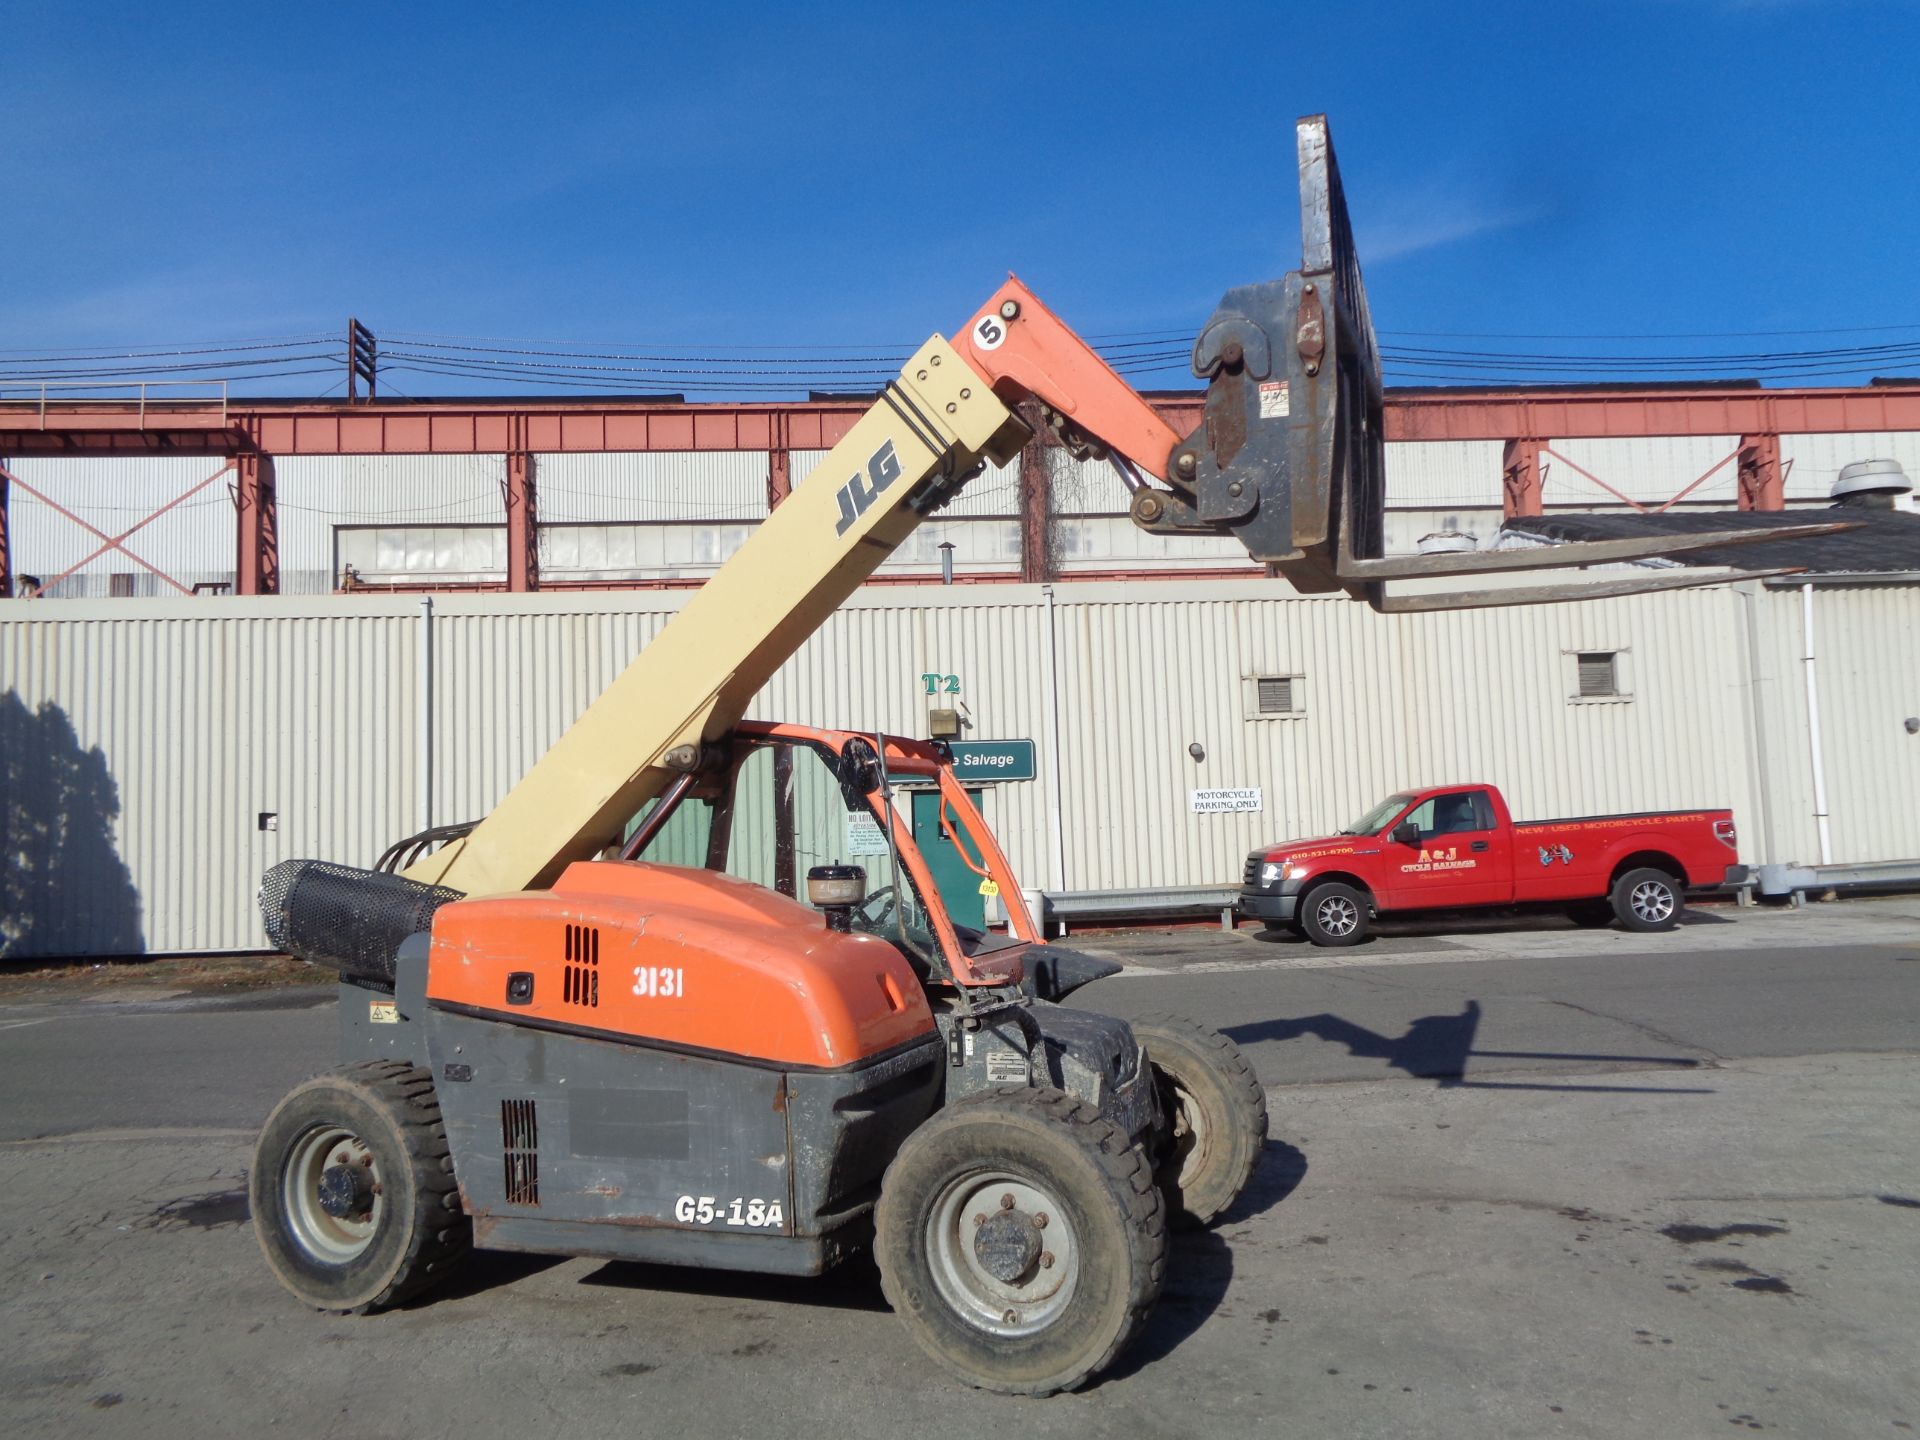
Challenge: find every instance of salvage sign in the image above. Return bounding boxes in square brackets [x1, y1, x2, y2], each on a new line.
[1190, 788, 1263, 815]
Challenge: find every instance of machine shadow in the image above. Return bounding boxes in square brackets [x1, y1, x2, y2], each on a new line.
[576, 1246, 893, 1314]
[1225, 1001, 1714, 1093]
[1099, 1137, 1308, 1384]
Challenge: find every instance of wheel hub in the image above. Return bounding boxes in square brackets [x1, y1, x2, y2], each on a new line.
[972, 1209, 1043, 1283]
[316, 1162, 374, 1220]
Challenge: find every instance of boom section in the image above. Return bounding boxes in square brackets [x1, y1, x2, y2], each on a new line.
[403, 337, 1028, 896]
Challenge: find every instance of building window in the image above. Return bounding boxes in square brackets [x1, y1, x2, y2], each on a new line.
[1570, 649, 1629, 702]
[109, 573, 136, 597]
[1244, 673, 1304, 719]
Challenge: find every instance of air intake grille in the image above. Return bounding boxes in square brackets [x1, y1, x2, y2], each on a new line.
[563, 923, 601, 1008]
[1576, 651, 1619, 698]
[1256, 676, 1295, 714]
[502, 1099, 539, 1205]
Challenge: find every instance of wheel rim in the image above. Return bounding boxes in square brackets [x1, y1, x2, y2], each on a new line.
[1163, 1077, 1213, 1193]
[925, 1169, 1079, 1338]
[283, 1125, 383, 1264]
[1315, 894, 1359, 937]
[1630, 880, 1675, 924]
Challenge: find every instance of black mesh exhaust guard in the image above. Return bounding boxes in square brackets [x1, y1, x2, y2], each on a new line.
[259, 858, 463, 988]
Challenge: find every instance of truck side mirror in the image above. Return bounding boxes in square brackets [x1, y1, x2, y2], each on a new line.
[807, 864, 867, 932]
[1391, 821, 1419, 846]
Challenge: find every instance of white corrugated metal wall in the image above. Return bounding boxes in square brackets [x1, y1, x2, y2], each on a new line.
[5, 579, 1915, 958]
[6, 456, 238, 597]
[277, 454, 504, 592]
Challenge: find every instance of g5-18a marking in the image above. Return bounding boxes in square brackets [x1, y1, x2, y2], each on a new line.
[834, 440, 903, 536]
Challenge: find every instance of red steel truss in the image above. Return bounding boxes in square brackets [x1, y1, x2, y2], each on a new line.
[3, 384, 1916, 595]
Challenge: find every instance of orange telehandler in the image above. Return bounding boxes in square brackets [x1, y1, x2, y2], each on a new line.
[250, 117, 1837, 1393]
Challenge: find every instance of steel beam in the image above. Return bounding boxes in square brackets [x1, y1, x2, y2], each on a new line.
[767, 410, 792, 510]
[234, 451, 279, 595]
[1387, 385, 1920, 443]
[1501, 438, 1543, 517]
[505, 449, 537, 592]
[1737, 432, 1786, 511]
[1019, 408, 1054, 584]
[3, 385, 1915, 458]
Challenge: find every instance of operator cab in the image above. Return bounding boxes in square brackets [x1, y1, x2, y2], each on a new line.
[620, 721, 1033, 988]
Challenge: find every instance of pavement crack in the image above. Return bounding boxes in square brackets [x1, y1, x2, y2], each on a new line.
[1544, 998, 1723, 1065]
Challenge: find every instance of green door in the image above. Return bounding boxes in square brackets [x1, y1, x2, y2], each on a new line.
[910, 789, 988, 930]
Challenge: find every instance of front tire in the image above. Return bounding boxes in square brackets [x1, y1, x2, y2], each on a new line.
[1299, 882, 1371, 947]
[251, 1060, 470, 1313]
[1610, 867, 1684, 933]
[875, 1087, 1167, 1396]
[1131, 1015, 1267, 1228]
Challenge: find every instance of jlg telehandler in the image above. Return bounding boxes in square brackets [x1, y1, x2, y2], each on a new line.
[251, 117, 1840, 1394]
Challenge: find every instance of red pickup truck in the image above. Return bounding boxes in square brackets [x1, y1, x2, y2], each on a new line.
[1238, 783, 1746, 946]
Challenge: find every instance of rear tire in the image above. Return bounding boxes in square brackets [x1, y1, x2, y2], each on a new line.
[1299, 882, 1371, 947]
[1566, 901, 1614, 928]
[1130, 1015, 1268, 1229]
[874, 1087, 1167, 1396]
[1610, 867, 1684, 933]
[251, 1061, 470, 1313]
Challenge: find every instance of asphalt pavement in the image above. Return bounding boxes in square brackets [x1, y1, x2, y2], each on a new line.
[2, 898, 1916, 1438]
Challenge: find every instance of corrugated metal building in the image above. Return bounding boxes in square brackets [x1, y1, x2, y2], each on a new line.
[24, 429, 1908, 597]
[4, 578, 1913, 958]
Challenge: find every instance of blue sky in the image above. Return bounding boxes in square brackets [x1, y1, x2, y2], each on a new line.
[4, 0, 1918, 393]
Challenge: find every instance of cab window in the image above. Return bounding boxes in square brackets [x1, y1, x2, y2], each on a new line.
[1403, 790, 1493, 839]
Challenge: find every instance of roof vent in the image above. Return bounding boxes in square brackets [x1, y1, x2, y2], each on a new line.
[1416, 531, 1480, 555]
[1831, 458, 1911, 502]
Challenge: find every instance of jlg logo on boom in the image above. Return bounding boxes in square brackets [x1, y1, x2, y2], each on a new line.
[834, 440, 903, 536]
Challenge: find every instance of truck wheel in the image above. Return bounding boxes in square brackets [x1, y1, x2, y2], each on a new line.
[1610, 867, 1684, 933]
[1130, 1015, 1268, 1229]
[251, 1060, 470, 1313]
[1566, 901, 1614, 928]
[1299, 882, 1371, 947]
[875, 1087, 1167, 1396]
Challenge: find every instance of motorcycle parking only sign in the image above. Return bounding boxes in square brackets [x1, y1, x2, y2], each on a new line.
[1190, 788, 1263, 815]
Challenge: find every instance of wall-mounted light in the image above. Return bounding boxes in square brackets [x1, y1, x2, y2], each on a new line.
[1905, 717, 1919, 735]
[1187, 742, 1206, 763]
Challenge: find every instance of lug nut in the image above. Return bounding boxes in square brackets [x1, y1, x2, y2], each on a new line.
[973, 1213, 985, 1227]
[1040, 1252, 1055, 1269]
[1003, 1309, 1018, 1325]
[1031, 1211, 1049, 1229]
[999, 1193, 1016, 1210]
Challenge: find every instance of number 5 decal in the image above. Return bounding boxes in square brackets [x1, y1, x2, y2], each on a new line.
[973, 314, 1006, 351]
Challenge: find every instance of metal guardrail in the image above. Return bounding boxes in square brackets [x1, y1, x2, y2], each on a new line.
[0, 379, 228, 428]
[1031, 885, 1242, 933]
[1755, 859, 1920, 901]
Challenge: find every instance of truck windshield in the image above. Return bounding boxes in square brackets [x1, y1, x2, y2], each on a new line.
[1343, 792, 1414, 836]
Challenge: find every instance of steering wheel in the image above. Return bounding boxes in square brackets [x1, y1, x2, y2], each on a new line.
[856, 886, 899, 928]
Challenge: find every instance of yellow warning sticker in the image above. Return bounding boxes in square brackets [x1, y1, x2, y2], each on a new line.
[369, 1000, 400, 1025]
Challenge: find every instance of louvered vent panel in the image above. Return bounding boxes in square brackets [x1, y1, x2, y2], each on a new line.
[1256, 676, 1295, 714]
[501, 1099, 539, 1206]
[1576, 652, 1618, 698]
[563, 922, 601, 1008]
